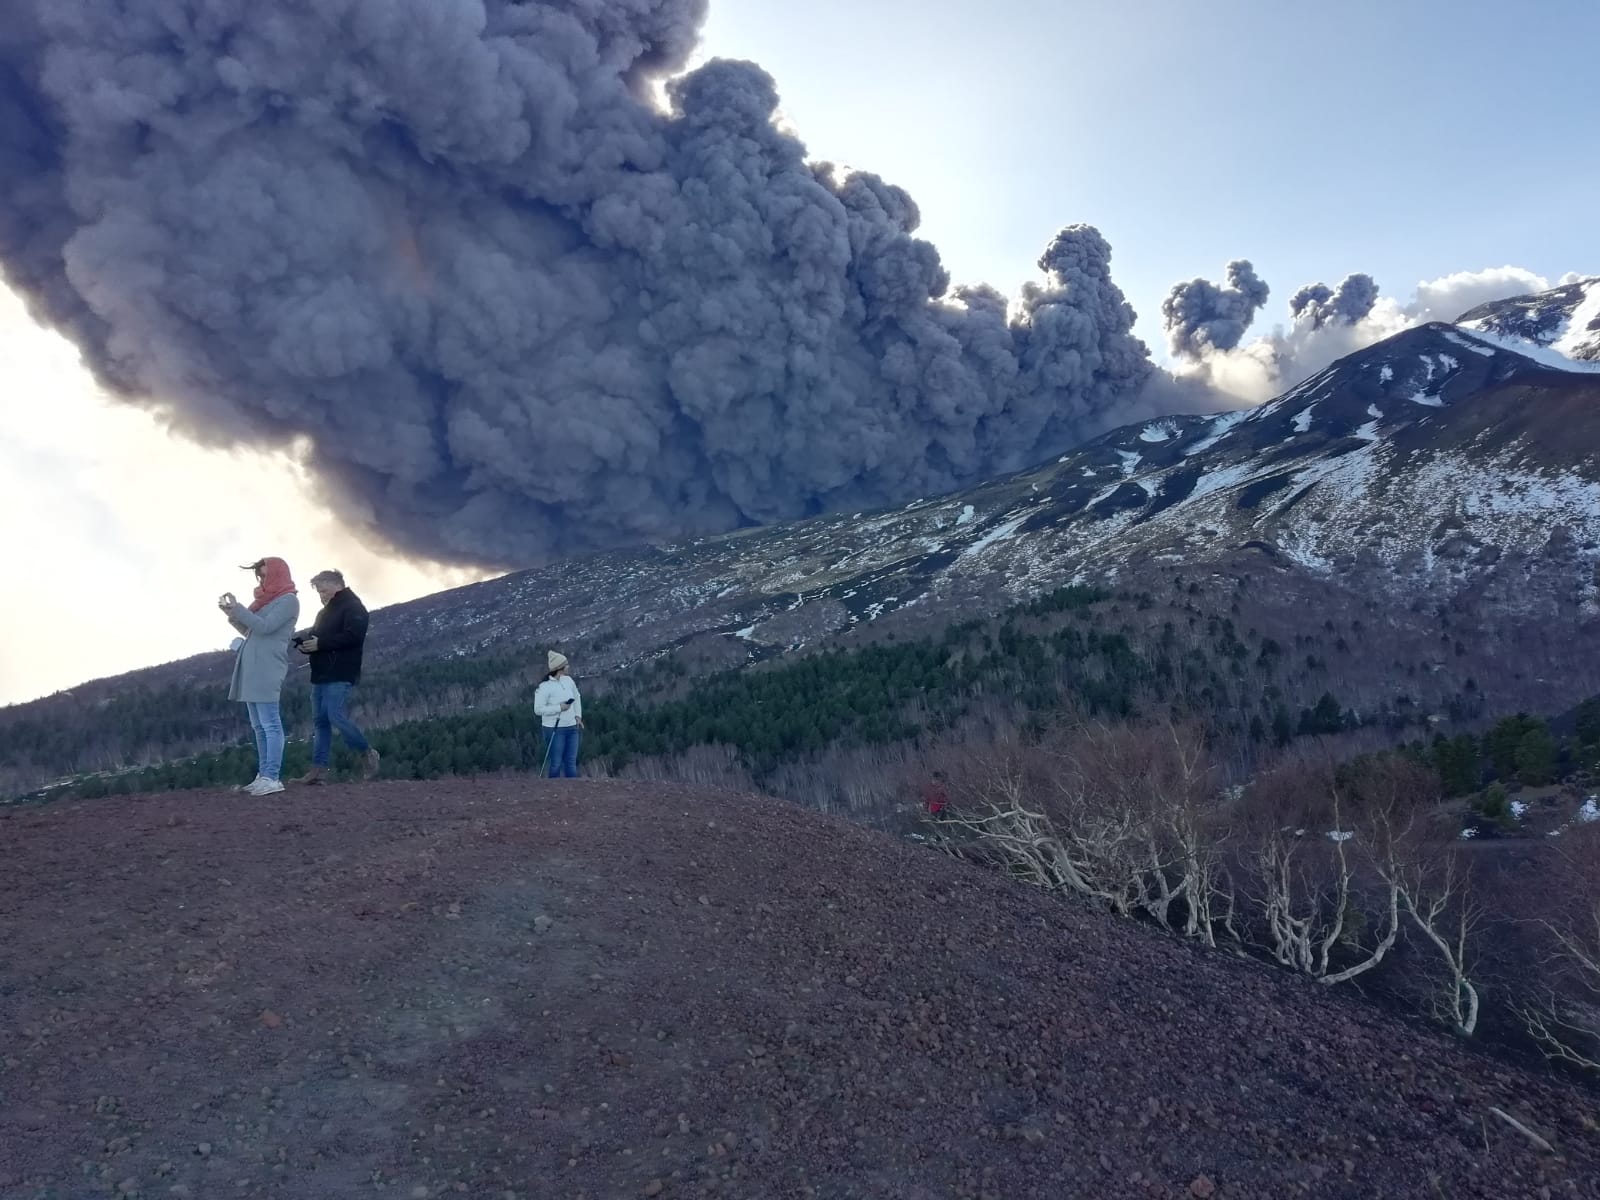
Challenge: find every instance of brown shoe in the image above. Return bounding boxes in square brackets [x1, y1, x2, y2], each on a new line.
[363, 749, 381, 780]
[292, 767, 326, 786]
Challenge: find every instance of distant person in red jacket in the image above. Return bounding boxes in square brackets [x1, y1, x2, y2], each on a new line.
[921, 770, 950, 816]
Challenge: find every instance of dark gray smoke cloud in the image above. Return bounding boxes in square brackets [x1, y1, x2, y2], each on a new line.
[1288, 273, 1380, 330]
[1159, 260, 1270, 359]
[0, 0, 1156, 566]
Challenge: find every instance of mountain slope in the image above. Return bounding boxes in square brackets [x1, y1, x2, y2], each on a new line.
[125, 317, 1600, 673]
[355, 314, 1600, 657]
[6, 287, 1600, 789]
[3, 779, 1596, 1198]
[357, 317, 1600, 670]
[1457, 275, 1600, 365]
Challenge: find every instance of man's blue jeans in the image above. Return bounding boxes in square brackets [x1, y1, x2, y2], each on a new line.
[543, 726, 580, 778]
[245, 701, 284, 781]
[312, 682, 371, 767]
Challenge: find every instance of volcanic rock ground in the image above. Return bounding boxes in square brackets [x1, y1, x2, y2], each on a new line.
[2, 780, 1597, 1199]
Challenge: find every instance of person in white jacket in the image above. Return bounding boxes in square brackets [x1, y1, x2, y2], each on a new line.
[533, 650, 584, 778]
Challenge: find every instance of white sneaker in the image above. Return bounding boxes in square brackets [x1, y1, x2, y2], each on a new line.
[232, 776, 264, 793]
[246, 778, 285, 796]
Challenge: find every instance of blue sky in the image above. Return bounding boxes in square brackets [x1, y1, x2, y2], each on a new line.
[2, 0, 1596, 705]
[701, 0, 1599, 352]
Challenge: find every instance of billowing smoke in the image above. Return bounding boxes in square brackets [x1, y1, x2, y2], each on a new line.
[0, 0, 1157, 567]
[1160, 260, 1270, 357]
[1166, 261, 1576, 404]
[1287, 274, 1379, 330]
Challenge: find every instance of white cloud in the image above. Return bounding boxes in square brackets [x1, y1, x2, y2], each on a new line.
[1409, 265, 1551, 324]
[0, 285, 490, 707]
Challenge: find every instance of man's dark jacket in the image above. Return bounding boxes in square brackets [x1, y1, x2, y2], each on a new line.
[302, 588, 369, 685]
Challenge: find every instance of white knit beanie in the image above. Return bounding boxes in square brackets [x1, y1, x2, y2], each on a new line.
[548, 650, 568, 673]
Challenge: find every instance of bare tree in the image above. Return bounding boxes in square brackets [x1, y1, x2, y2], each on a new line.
[1054, 720, 1235, 942]
[1157, 724, 1235, 947]
[932, 719, 1236, 942]
[1518, 826, 1600, 1072]
[932, 737, 1146, 909]
[1234, 757, 1408, 986]
[1391, 847, 1484, 1036]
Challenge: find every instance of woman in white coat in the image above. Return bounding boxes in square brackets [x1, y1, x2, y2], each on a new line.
[219, 557, 300, 795]
[533, 650, 583, 778]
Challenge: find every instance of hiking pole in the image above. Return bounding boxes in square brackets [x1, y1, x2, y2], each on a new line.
[539, 722, 555, 778]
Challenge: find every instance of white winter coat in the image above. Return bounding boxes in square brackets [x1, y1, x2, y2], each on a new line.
[533, 675, 582, 729]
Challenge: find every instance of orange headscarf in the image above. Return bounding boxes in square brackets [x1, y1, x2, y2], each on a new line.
[248, 557, 298, 612]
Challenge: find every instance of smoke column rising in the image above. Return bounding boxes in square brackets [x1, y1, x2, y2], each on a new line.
[0, 0, 1160, 566]
[1164, 260, 1575, 404]
[1160, 260, 1270, 357]
[1287, 273, 1380, 330]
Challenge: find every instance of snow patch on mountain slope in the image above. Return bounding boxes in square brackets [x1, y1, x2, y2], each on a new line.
[1446, 458, 1600, 525]
[961, 515, 1028, 558]
[1187, 460, 1263, 503]
[1246, 367, 1335, 427]
[1455, 316, 1600, 373]
[1554, 280, 1600, 360]
[1140, 421, 1179, 443]
[1185, 409, 1249, 457]
[1262, 445, 1600, 581]
[1442, 329, 1496, 357]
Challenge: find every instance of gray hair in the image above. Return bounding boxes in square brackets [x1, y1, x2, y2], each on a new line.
[311, 569, 345, 587]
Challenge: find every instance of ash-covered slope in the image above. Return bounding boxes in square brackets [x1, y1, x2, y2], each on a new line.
[2, 779, 1596, 1198]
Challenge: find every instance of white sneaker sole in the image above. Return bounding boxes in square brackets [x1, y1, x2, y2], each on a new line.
[247, 780, 285, 796]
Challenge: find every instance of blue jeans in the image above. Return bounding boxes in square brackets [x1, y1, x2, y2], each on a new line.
[246, 702, 285, 781]
[312, 682, 371, 767]
[543, 726, 580, 778]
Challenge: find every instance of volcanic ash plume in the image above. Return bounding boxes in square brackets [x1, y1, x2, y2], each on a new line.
[1288, 274, 1380, 330]
[1160, 260, 1271, 358]
[1162, 258, 1575, 404]
[0, 0, 1156, 566]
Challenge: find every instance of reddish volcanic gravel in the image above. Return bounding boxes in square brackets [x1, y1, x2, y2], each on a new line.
[2, 779, 1598, 1199]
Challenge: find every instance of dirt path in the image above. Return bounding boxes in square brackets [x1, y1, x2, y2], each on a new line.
[2, 779, 1596, 1199]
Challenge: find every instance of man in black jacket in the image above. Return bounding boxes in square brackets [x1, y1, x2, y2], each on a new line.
[291, 570, 379, 784]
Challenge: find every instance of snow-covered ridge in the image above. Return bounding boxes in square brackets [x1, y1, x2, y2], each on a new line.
[1450, 325, 1600, 375]
[1555, 281, 1600, 359]
[1456, 277, 1600, 369]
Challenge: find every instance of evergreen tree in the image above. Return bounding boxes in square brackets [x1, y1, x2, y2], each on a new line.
[1515, 725, 1558, 787]
[1297, 692, 1345, 736]
[1430, 734, 1480, 797]
[1476, 782, 1511, 826]
[1485, 714, 1543, 779]
[1576, 696, 1600, 748]
[1271, 705, 1294, 747]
